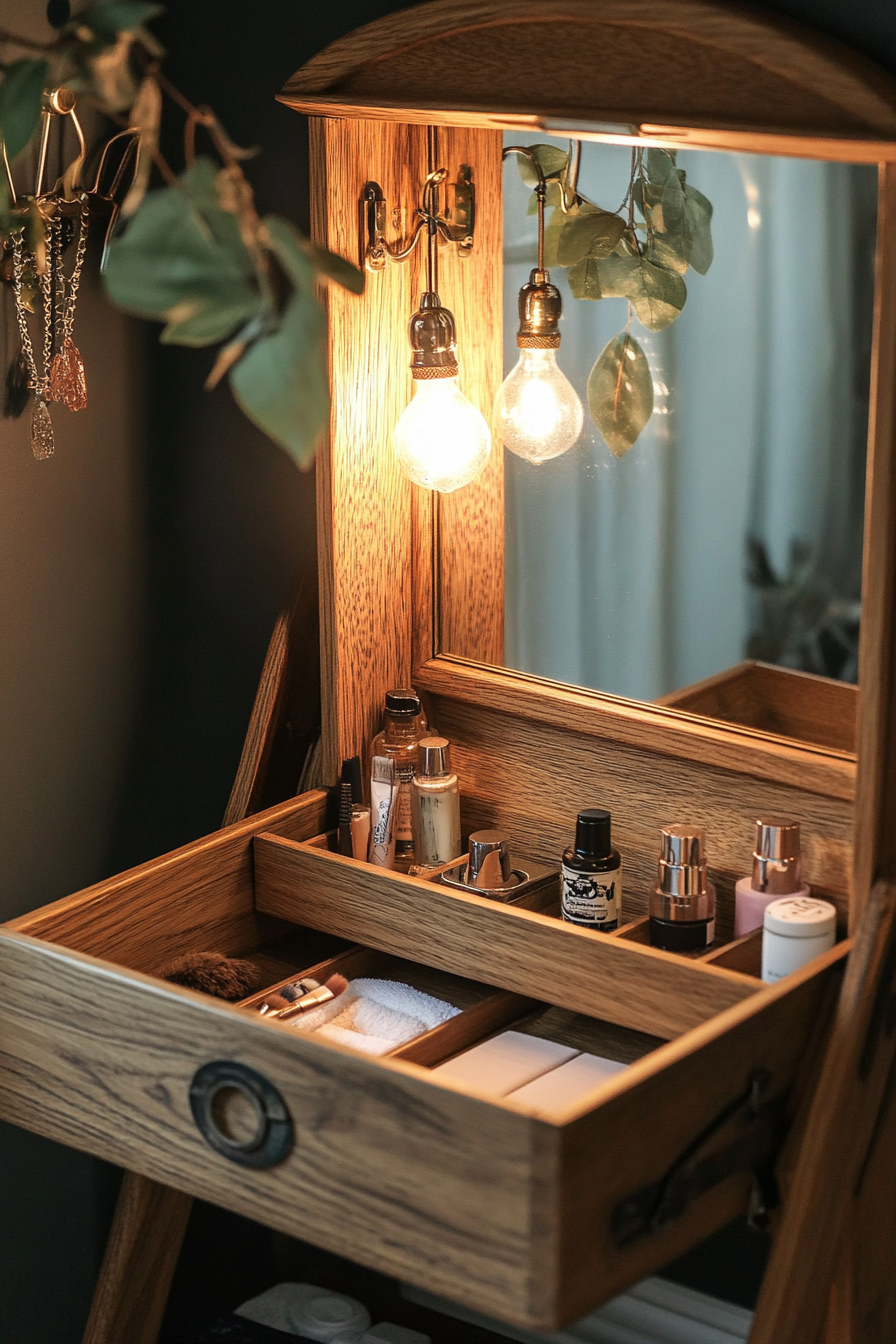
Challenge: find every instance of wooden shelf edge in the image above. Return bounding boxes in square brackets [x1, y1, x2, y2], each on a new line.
[415, 658, 856, 801]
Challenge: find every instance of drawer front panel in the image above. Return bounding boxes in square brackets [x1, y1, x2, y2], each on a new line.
[0, 932, 546, 1324]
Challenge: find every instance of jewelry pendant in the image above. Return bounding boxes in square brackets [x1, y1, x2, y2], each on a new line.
[31, 397, 55, 459]
[4, 349, 31, 420]
[49, 337, 87, 412]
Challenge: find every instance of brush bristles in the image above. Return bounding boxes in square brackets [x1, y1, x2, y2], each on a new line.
[159, 952, 263, 1001]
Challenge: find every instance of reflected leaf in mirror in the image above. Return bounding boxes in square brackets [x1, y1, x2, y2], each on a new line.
[557, 205, 626, 266]
[515, 143, 570, 185]
[527, 178, 564, 214]
[587, 331, 654, 457]
[579, 251, 686, 332]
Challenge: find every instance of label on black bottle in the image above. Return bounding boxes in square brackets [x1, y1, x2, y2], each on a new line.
[561, 863, 620, 930]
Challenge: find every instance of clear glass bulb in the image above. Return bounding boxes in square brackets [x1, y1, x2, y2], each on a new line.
[494, 347, 584, 464]
[394, 376, 491, 493]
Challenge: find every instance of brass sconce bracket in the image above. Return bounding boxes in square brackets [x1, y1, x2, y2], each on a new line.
[361, 164, 475, 272]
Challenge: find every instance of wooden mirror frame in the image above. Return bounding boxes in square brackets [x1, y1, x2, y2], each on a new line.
[281, 0, 896, 930]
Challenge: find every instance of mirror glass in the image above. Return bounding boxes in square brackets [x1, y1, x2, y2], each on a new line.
[442, 135, 878, 752]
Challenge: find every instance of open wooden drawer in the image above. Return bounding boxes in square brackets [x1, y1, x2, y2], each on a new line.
[0, 786, 847, 1330]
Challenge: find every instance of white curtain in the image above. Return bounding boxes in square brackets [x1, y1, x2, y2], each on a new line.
[501, 139, 875, 701]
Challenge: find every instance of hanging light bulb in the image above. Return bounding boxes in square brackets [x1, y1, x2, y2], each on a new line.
[394, 293, 491, 493]
[494, 148, 583, 464]
[393, 169, 491, 493]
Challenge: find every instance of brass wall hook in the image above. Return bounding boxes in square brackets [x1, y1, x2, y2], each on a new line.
[361, 163, 475, 273]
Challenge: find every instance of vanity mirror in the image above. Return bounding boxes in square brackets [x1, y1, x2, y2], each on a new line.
[433, 135, 877, 751]
[494, 138, 875, 746]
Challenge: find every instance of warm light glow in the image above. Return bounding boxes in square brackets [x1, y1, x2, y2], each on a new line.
[494, 347, 584, 463]
[394, 376, 491, 493]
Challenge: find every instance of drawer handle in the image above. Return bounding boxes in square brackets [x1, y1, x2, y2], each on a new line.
[612, 1069, 785, 1246]
[189, 1061, 293, 1168]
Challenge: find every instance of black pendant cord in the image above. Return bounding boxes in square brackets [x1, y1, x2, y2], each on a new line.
[503, 144, 547, 271]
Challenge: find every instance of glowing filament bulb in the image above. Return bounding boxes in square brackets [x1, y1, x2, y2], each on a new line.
[394, 376, 491, 493]
[494, 346, 584, 464]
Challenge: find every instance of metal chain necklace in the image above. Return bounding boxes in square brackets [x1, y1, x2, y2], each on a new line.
[49, 199, 89, 411]
[10, 197, 89, 458]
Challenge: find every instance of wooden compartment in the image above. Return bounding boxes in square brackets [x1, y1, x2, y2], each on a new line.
[656, 660, 858, 754]
[0, 787, 847, 1329]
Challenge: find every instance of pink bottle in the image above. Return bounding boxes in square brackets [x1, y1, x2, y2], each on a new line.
[734, 818, 811, 938]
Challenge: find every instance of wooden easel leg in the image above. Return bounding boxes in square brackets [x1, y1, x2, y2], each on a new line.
[825, 1083, 896, 1344]
[81, 1173, 192, 1344]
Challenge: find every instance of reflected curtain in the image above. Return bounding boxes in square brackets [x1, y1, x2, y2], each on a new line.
[502, 140, 875, 701]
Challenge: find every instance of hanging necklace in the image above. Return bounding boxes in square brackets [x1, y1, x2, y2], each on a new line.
[49, 197, 89, 411]
[10, 196, 89, 458]
[11, 223, 55, 458]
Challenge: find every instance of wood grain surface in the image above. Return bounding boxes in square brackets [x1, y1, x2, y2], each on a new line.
[854, 162, 896, 924]
[283, 96, 896, 164]
[656, 660, 857, 755]
[416, 657, 856, 802]
[555, 937, 847, 1323]
[6, 790, 328, 972]
[416, 689, 853, 937]
[253, 834, 759, 1039]
[0, 915, 845, 1329]
[435, 125, 505, 667]
[814, 163, 896, 1344]
[280, 0, 896, 141]
[750, 880, 896, 1344]
[312, 117, 425, 781]
[0, 931, 548, 1326]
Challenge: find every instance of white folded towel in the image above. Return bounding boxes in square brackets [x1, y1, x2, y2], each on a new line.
[286, 977, 460, 1055]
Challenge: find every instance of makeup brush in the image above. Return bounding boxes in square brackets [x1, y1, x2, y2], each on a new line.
[258, 973, 349, 1019]
[159, 952, 263, 1001]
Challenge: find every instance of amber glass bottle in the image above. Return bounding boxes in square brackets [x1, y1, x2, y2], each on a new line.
[371, 688, 424, 871]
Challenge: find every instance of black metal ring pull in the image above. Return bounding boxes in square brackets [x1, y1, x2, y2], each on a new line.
[189, 1061, 294, 1168]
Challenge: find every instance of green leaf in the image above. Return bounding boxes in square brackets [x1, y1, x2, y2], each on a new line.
[0, 60, 49, 162]
[103, 167, 261, 346]
[647, 230, 690, 275]
[526, 179, 562, 214]
[587, 331, 654, 457]
[598, 251, 686, 330]
[81, 2, 163, 39]
[684, 183, 714, 274]
[556, 205, 626, 266]
[262, 216, 364, 295]
[645, 147, 677, 183]
[568, 255, 607, 300]
[516, 143, 569, 186]
[229, 284, 327, 467]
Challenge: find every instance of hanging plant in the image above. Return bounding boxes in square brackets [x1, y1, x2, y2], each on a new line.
[516, 142, 713, 456]
[0, 1, 363, 465]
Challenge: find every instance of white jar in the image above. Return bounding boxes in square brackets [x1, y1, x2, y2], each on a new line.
[761, 896, 837, 983]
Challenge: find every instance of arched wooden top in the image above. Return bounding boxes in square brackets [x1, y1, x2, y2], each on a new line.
[279, 0, 896, 155]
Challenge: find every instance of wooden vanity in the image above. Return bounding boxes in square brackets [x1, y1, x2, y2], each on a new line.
[4, 3, 896, 1341]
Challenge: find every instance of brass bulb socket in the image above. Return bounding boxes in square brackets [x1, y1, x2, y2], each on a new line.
[408, 291, 459, 376]
[517, 268, 563, 344]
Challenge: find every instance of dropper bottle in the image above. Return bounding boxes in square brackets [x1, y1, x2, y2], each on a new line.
[735, 818, 810, 937]
[561, 809, 622, 931]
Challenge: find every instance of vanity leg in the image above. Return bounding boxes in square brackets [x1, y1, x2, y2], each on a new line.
[830, 1098, 896, 1341]
[81, 1173, 192, 1344]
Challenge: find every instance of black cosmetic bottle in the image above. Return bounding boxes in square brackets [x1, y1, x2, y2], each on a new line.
[561, 809, 622, 931]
